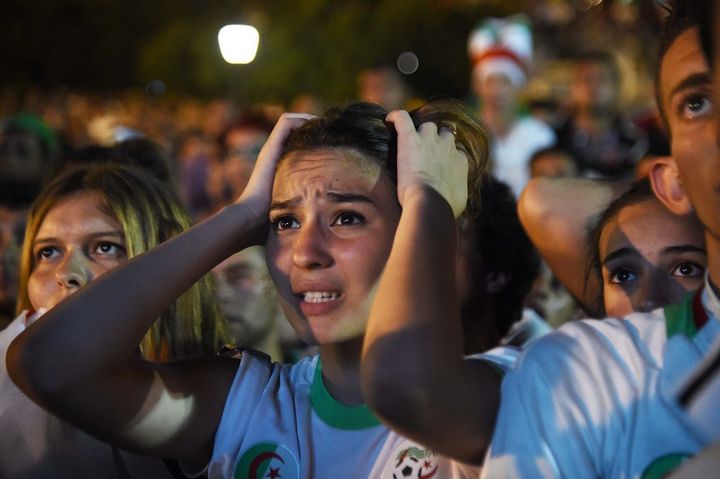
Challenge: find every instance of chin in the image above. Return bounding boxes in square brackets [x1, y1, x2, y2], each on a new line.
[314, 331, 364, 348]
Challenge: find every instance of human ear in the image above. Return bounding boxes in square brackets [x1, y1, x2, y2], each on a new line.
[648, 156, 694, 215]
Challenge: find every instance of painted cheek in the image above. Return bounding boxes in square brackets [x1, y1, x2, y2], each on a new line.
[672, 275, 704, 294]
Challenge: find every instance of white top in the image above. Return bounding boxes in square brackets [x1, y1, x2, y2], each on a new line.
[202, 353, 481, 478]
[490, 116, 556, 198]
[0, 311, 174, 479]
[481, 281, 720, 479]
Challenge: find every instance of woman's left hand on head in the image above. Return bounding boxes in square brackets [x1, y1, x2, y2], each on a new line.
[386, 110, 468, 218]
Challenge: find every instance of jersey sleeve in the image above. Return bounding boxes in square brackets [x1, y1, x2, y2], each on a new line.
[481, 322, 629, 478]
[466, 345, 522, 376]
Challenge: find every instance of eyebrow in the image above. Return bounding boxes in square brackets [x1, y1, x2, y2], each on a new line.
[327, 192, 375, 205]
[603, 244, 707, 266]
[270, 192, 375, 211]
[221, 263, 253, 275]
[662, 245, 707, 256]
[270, 197, 300, 211]
[33, 230, 125, 245]
[602, 247, 638, 266]
[668, 72, 712, 101]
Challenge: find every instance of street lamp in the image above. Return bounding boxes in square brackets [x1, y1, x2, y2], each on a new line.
[218, 24, 260, 64]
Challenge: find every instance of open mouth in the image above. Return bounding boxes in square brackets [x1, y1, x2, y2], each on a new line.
[301, 291, 341, 303]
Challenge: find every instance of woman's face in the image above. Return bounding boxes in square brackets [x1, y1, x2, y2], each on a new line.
[265, 149, 401, 346]
[27, 191, 127, 312]
[599, 198, 706, 317]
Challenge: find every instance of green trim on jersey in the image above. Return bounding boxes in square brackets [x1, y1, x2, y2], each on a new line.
[310, 359, 381, 430]
[641, 452, 692, 479]
[664, 292, 698, 339]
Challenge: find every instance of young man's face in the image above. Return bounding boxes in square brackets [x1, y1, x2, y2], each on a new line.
[660, 27, 720, 242]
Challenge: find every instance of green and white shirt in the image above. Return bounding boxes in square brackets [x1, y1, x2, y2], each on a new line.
[204, 353, 480, 479]
[482, 281, 720, 479]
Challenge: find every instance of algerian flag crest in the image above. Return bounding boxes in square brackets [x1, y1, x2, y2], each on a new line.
[235, 442, 300, 479]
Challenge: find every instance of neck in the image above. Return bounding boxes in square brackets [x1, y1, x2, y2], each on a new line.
[318, 337, 364, 405]
[461, 297, 501, 353]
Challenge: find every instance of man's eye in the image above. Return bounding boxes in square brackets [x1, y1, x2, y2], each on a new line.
[680, 94, 712, 119]
[610, 269, 637, 284]
[273, 216, 299, 230]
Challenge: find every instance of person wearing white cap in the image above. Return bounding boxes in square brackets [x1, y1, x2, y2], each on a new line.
[468, 15, 556, 198]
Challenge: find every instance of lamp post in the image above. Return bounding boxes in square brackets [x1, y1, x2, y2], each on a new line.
[218, 24, 259, 105]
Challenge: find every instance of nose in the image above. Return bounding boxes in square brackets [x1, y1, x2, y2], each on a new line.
[55, 250, 91, 289]
[633, 274, 670, 313]
[292, 220, 333, 270]
[214, 276, 236, 306]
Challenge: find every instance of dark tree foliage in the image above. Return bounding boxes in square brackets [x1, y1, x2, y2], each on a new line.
[1, 0, 518, 101]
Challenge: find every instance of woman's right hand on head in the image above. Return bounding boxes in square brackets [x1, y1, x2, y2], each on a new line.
[386, 110, 469, 218]
[235, 113, 313, 218]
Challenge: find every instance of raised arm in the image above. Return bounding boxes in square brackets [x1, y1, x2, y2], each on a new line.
[7, 114, 310, 464]
[361, 111, 499, 464]
[518, 176, 625, 314]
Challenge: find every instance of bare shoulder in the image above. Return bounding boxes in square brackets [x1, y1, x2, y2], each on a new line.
[83, 354, 242, 463]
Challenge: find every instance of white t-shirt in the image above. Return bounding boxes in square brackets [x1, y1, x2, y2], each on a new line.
[0, 311, 175, 479]
[203, 353, 481, 478]
[481, 284, 719, 478]
[490, 116, 556, 198]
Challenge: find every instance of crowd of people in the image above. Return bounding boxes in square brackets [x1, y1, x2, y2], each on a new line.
[0, 0, 719, 477]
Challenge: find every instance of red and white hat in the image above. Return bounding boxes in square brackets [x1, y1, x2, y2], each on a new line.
[468, 15, 532, 88]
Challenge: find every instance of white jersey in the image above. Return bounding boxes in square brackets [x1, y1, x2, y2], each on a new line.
[0, 312, 174, 479]
[490, 116, 556, 198]
[201, 353, 481, 479]
[481, 283, 719, 479]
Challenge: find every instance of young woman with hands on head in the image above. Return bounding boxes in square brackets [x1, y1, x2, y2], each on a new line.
[8, 100, 489, 478]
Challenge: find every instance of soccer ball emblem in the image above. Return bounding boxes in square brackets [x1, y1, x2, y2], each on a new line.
[390, 447, 438, 479]
[394, 455, 422, 478]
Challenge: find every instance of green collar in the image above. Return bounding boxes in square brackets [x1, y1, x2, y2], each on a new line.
[310, 358, 381, 430]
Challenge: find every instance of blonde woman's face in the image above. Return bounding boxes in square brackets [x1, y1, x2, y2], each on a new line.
[27, 191, 127, 312]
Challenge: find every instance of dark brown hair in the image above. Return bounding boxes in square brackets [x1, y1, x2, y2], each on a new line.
[281, 99, 489, 215]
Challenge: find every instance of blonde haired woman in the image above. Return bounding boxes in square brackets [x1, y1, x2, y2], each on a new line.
[2, 162, 224, 477]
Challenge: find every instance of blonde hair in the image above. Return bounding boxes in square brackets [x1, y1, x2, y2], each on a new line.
[17, 164, 225, 360]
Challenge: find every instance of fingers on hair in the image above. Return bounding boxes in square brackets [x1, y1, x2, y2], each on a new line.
[410, 98, 490, 214]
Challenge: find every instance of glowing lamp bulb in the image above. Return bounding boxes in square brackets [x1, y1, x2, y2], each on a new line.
[218, 25, 259, 64]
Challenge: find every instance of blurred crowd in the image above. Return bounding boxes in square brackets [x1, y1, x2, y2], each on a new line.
[3, 0, 720, 477]
[0, 11, 673, 343]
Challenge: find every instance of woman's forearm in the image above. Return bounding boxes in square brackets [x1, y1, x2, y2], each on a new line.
[518, 177, 623, 312]
[8, 202, 261, 394]
[362, 187, 499, 463]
